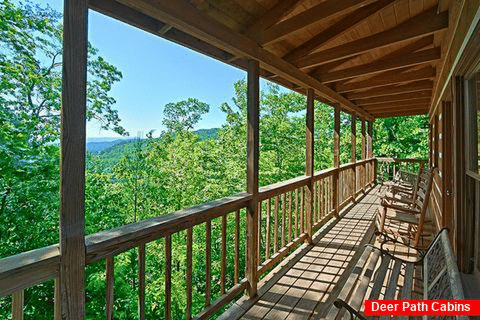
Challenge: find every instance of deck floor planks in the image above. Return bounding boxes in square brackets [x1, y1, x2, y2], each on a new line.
[223, 186, 383, 320]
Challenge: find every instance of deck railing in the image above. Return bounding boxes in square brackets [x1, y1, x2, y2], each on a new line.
[0, 158, 378, 319]
[376, 157, 427, 183]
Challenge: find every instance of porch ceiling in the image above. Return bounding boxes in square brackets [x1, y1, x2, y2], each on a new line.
[89, 0, 456, 119]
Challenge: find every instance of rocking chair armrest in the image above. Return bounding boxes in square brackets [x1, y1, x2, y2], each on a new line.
[374, 231, 425, 264]
[380, 201, 419, 215]
[333, 299, 367, 320]
[382, 195, 413, 205]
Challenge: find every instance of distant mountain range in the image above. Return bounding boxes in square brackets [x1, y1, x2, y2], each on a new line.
[86, 128, 220, 153]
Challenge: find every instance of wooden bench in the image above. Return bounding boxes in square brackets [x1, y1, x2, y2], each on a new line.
[326, 228, 466, 320]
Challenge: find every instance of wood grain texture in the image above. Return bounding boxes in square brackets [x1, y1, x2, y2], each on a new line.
[246, 60, 259, 297]
[60, 0, 88, 317]
[336, 66, 436, 93]
[319, 47, 441, 83]
[283, 0, 396, 62]
[294, 8, 448, 69]
[138, 244, 146, 320]
[305, 88, 314, 242]
[205, 222, 211, 307]
[12, 290, 24, 320]
[333, 106, 340, 218]
[258, 0, 371, 45]
[105, 256, 114, 320]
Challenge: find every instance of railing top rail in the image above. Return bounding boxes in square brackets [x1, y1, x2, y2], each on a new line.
[258, 175, 310, 201]
[375, 157, 428, 163]
[0, 244, 60, 297]
[85, 192, 251, 263]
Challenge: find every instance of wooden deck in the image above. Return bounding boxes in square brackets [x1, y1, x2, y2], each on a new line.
[220, 186, 382, 320]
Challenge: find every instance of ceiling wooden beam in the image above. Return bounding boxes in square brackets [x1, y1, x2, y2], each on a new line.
[108, 0, 371, 119]
[243, 0, 303, 37]
[257, 0, 372, 46]
[360, 97, 431, 109]
[336, 66, 436, 93]
[318, 47, 441, 83]
[353, 90, 432, 105]
[345, 80, 434, 99]
[283, 0, 396, 62]
[293, 7, 448, 69]
[309, 35, 433, 86]
[89, 0, 234, 62]
[369, 105, 429, 113]
[372, 108, 429, 118]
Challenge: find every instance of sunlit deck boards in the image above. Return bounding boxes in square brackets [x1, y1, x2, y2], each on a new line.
[220, 186, 382, 320]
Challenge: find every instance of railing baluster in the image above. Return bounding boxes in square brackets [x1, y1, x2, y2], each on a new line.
[12, 290, 24, 320]
[221, 214, 227, 294]
[302, 186, 305, 231]
[186, 228, 192, 320]
[274, 196, 279, 253]
[138, 244, 146, 320]
[265, 199, 271, 260]
[54, 277, 60, 320]
[288, 191, 292, 243]
[165, 234, 172, 320]
[234, 210, 240, 285]
[257, 201, 261, 264]
[205, 221, 211, 307]
[106, 255, 114, 320]
[295, 188, 299, 238]
[281, 193, 286, 248]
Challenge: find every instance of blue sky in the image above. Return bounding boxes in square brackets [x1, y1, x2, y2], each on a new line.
[30, 0, 256, 138]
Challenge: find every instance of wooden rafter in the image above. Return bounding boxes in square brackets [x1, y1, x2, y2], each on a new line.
[89, 0, 234, 62]
[345, 80, 434, 99]
[243, 0, 303, 37]
[318, 47, 441, 83]
[108, 0, 371, 119]
[336, 66, 436, 93]
[283, 0, 396, 62]
[360, 97, 431, 109]
[353, 90, 432, 105]
[293, 7, 448, 69]
[257, 0, 372, 46]
[368, 105, 429, 113]
[372, 108, 429, 118]
[310, 35, 434, 87]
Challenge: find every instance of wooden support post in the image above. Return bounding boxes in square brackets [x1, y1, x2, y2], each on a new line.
[246, 60, 259, 298]
[305, 88, 314, 243]
[333, 106, 340, 218]
[361, 119, 366, 192]
[351, 115, 356, 201]
[368, 120, 373, 185]
[442, 101, 454, 234]
[60, 0, 88, 318]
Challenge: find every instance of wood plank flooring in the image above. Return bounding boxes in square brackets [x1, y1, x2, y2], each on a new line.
[219, 185, 382, 320]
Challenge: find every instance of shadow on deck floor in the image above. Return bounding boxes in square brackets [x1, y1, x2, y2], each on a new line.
[219, 185, 382, 320]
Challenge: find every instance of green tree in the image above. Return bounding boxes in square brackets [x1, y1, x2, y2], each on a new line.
[162, 98, 209, 133]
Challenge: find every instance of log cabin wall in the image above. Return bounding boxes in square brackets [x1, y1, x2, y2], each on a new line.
[429, 2, 480, 275]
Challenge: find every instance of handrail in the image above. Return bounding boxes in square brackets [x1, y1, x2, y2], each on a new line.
[258, 175, 310, 201]
[86, 192, 251, 263]
[376, 157, 427, 164]
[0, 245, 60, 297]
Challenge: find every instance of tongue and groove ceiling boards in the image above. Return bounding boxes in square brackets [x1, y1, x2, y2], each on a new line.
[89, 0, 458, 119]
